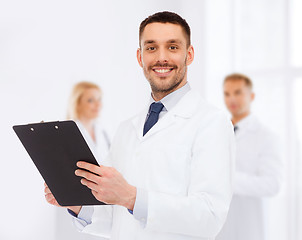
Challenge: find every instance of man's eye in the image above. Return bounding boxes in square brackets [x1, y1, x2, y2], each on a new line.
[169, 46, 178, 50]
[147, 47, 156, 51]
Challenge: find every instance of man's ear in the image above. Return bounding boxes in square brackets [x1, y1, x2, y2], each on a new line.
[186, 45, 194, 66]
[137, 48, 143, 68]
[251, 92, 255, 101]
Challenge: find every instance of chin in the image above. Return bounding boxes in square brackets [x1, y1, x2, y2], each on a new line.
[152, 79, 182, 93]
[90, 114, 99, 120]
[229, 110, 238, 116]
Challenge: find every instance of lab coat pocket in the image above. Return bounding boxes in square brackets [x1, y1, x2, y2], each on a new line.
[149, 144, 191, 194]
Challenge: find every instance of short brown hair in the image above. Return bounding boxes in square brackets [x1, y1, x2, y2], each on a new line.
[224, 73, 253, 89]
[139, 11, 191, 47]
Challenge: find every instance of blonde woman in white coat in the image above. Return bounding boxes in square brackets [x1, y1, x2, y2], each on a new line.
[66, 81, 110, 162]
[216, 73, 283, 240]
[45, 81, 110, 240]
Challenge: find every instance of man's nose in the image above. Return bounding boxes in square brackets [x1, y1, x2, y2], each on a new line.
[156, 48, 169, 63]
[229, 95, 238, 104]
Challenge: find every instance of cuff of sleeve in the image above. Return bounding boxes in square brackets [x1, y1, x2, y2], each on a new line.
[67, 209, 77, 217]
[133, 188, 148, 227]
[78, 206, 94, 224]
[67, 206, 94, 231]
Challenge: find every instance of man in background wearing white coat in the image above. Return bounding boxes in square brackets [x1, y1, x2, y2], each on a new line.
[216, 73, 283, 240]
[45, 11, 235, 240]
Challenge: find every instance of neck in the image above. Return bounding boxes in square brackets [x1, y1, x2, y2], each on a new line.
[152, 79, 187, 102]
[78, 117, 95, 132]
[232, 111, 250, 125]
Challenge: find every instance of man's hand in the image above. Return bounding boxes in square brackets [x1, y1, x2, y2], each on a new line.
[44, 183, 82, 215]
[75, 162, 137, 210]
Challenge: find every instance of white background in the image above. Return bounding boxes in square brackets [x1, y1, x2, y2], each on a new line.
[0, 0, 301, 239]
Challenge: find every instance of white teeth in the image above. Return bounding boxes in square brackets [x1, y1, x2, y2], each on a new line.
[154, 69, 171, 73]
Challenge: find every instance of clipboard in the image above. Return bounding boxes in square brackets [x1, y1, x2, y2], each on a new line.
[13, 120, 106, 206]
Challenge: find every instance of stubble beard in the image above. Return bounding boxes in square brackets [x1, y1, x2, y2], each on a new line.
[143, 61, 187, 95]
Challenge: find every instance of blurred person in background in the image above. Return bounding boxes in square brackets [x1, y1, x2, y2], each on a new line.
[216, 73, 283, 240]
[66, 81, 110, 162]
[47, 81, 110, 240]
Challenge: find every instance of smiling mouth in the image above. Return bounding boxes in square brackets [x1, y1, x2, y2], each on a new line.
[153, 68, 174, 74]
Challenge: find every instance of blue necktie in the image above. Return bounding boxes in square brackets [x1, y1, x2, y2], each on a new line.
[143, 102, 164, 136]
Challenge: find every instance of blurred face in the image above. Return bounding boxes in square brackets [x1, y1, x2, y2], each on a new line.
[77, 88, 102, 120]
[137, 22, 194, 95]
[224, 79, 254, 117]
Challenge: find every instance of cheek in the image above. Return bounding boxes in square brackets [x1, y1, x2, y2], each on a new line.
[78, 103, 84, 112]
[226, 98, 232, 105]
[80, 102, 93, 112]
[141, 54, 152, 66]
[243, 96, 251, 105]
[223, 96, 229, 103]
[236, 96, 244, 105]
[176, 53, 188, 65]
[82, 102, 90, 109]
[89, 102, 97, 110]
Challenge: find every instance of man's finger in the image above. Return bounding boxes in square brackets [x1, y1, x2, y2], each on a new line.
[45, 193, 54, 202]
[77, 161, 102, 175]
[75, 169, 100, 184]
[44, 187, 52, 195]
[81, 178, 100, 193]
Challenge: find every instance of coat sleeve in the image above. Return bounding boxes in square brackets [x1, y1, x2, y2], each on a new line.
[80, 205, 113, 238]
[233, 131, 283, 197]
[145, 112, 235, 238]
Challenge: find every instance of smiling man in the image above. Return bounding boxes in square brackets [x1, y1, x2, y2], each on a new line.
[45, 11, 235, 240]
[137, 20, 193, 99]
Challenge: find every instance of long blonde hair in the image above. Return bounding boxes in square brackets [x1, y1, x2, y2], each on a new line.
[67, 81, 102, 120]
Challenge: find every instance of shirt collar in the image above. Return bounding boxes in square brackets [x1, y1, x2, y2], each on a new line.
[148, 82, 191, 111]
[235, 114, 255, 131]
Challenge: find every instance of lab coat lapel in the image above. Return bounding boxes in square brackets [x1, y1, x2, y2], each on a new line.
[143, 113, 177, 138]
[131, 107, 177, 140]
[236, 115, 257, 140]
[131, 90, 200, 140]
[142, 90, 198, 139]
[131, 107, 149, 141]
[235, 128, 245, 140]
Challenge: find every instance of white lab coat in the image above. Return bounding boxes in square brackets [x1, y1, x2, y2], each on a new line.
[81, 90, 235, 240]
[75, 120, 110, 163]
[216, 115, 283, 240]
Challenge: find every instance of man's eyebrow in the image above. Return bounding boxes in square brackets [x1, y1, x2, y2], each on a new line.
[143, 39, 183, 45]
[144, 40, 155, 45]
[167, 39, 182, 44]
